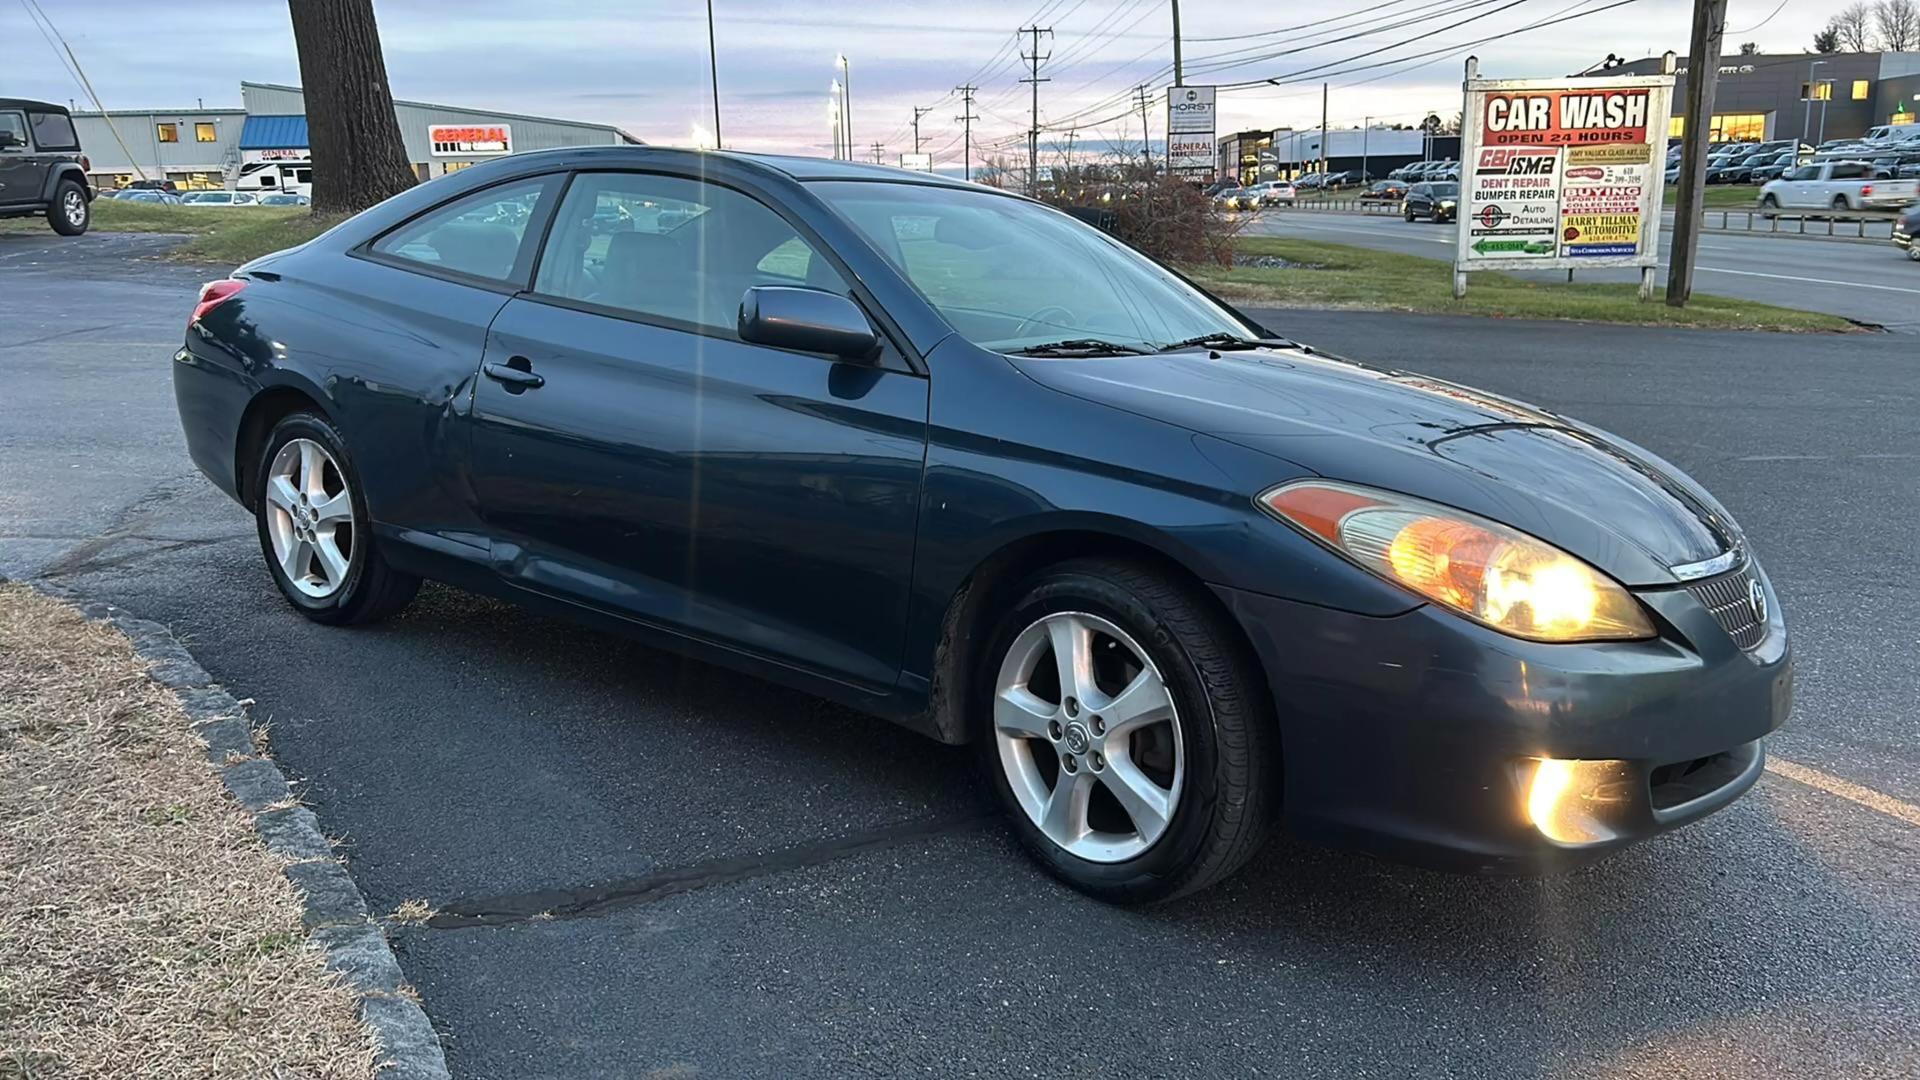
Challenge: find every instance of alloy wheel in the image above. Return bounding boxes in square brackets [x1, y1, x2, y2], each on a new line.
[992, 611, 1184, 863]
[264, 438, 354, 598]
[63, 190, 86, 228]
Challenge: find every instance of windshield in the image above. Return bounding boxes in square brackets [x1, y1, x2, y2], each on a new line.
[1429, 183, 1460, 198]
[809, 180, 1252, 353]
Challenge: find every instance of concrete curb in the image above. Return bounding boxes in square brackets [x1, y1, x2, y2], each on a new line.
[14, 578, 451, 1080]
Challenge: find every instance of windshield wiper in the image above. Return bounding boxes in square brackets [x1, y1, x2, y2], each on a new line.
[1006, 338, 1152, 356]
[1155, 332, 1270, 353]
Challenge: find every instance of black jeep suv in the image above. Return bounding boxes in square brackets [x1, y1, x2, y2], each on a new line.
[0, 98, 92, 236]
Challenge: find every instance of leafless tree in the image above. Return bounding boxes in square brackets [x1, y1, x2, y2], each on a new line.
[286, 0, 418, 214]
[1876, 0, 1919, 50]
[1829, 2, 1878, 51]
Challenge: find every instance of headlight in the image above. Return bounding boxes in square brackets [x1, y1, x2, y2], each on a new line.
[1257, 480, 1656, 643]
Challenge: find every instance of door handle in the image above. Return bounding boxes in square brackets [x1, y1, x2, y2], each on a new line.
[482, 358, 544, 390]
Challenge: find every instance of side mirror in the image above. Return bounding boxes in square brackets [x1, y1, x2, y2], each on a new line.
[738, 285, 879, 362]
[0, 130, 23, 150]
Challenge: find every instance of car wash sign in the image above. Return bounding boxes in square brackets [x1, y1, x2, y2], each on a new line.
[1454, 67, 1673, 280]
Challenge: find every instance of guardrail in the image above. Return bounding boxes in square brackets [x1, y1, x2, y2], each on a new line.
[1695, 208, 1898, 240]
[1259, 197, 1906, 239]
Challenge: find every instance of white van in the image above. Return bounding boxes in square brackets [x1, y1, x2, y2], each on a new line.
[1862, 122, 1920, 145]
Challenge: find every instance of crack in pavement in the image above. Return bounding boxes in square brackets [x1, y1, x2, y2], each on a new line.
[426, 812, 997, 930]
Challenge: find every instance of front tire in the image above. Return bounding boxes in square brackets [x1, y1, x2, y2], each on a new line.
[978, 559, 1274, 904]
[254, 412, 420, 625]
[48, 180, 89, 236]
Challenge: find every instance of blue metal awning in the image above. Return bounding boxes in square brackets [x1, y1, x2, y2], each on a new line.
[238, 114, 309, 150]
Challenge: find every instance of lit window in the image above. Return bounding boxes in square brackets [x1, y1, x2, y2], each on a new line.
[156, 123, 179, 143]
[195, 122, 217, 142]
[443, 161, 472, 173]
[1669, 116, 1686, 137]
[1852, 80, 1870, 101]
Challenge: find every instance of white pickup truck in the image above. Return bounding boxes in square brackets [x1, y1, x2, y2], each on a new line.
[1758, 161, 1920, 213]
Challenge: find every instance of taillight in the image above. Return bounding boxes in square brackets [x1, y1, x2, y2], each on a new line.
[79, 154, 90, 172]
[1862, 184, 1874, 197]
[190, 279, 246, 330]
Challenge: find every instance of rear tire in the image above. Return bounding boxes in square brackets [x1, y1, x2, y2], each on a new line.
[977, 558, 1274, 905]
[254, 412, 420, 626]
[48, 180, 89, 236]
[1832, 194, 1851, 213]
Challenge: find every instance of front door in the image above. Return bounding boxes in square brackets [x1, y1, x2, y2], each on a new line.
[469, 169, 929, 690]
[0, 111, 37, 208]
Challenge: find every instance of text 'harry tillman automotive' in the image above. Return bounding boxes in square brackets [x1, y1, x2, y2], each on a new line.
[172, 147, 1791, 903]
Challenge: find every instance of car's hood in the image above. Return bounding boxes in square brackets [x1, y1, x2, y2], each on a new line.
[1013, 345, 1741, 586]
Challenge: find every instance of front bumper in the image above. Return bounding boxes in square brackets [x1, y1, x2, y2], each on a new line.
[1212, 563, 1792, 872]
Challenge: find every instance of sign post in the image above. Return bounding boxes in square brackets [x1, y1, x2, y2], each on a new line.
[1453, 58, 1675, 300]
[1165, 85, 1216, 179]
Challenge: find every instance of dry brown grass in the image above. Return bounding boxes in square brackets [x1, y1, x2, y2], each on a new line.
[0, 584, 375, 1078]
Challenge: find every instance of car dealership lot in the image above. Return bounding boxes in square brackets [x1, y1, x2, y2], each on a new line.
[4, 232, 1919, 1078]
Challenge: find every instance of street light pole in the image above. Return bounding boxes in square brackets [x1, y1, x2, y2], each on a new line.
[1362, 116, 1370, 182]
[1818, 79, 1832, 145]
[705, 0, 723, 148]
[1801, 59, 1825, 146]
[836, 55, 851, 163]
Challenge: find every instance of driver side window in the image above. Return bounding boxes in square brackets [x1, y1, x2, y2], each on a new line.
[532, 172, 848, 334]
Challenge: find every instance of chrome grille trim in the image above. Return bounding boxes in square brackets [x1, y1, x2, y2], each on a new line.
[1670, 548, 1739, 581]
[1685, 564, 1768, 651]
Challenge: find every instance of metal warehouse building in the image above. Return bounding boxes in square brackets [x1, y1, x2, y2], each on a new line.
[1602, 51, 1920, 143]
[72, 81, 640, 193]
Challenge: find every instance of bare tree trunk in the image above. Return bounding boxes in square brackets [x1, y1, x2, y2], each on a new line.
[287, 0, 418, 215]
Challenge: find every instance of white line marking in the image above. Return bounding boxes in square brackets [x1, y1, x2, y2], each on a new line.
[1768, 757, 1920, 829]
[1692, 266, 1920, 294]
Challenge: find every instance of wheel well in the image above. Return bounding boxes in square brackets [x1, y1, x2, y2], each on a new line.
[234, 387, 328, 510]
[924, 530, 1264, 745]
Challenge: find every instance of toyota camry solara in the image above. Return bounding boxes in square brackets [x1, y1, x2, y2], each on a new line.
[172, 148, 1791, 903]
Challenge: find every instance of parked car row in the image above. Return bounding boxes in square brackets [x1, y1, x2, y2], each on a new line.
[1387, 160, 1459, 183]
[99, 188, 311, 207]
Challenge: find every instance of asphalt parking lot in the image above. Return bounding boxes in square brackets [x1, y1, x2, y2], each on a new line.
[4, 229, 1919, 1078]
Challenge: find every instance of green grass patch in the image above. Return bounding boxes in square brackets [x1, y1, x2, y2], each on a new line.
[1191, 237, 1855, 333]
[1663, 183, 1766, 209]
[0, 199, 342, 264]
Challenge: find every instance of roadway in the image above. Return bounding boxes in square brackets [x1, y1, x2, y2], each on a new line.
[4, 229, 1919, 1078]
[1243, 208, 1920, 332]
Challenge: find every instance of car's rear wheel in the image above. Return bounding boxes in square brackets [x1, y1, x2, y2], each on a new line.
[48, 180, 89, 236]
[254, 413, 419, 625]
[1832, 194, 1851, 213]
[979, 558, 1273, 904]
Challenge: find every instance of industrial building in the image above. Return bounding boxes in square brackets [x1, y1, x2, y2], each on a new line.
[1600, 51, 1919, 143]
[72, 81, 640, 193]
[1217, 127, 1460, 185]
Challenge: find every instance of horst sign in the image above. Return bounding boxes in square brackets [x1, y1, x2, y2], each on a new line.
[1166, 85, 1216, 175]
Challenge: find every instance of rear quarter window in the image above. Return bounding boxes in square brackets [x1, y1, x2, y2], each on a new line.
[27, 111, 79, 151]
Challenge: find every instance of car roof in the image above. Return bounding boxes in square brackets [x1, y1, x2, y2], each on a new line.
[0, 98, 68, 113]
[505, 145, 984, 191]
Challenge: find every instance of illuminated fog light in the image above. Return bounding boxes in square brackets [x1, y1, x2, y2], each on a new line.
[1525, 757, 1634, 846]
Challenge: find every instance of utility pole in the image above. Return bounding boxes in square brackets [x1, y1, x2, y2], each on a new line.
[1171, 0, 1184, 86]
[1668, 1, 1725, 308]
[1064, 128, 1079, 170]
[1320, 82, 1329, 177]
[870, 141, 886, 165]
[1020, 26, 1053, 196]
[911, 105, 933, 154]
[955, 84, 978, 181]
[1135, 84, 1154, 176]
[705, 0, 723, 148]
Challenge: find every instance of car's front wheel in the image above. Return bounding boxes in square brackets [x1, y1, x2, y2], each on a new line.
[254, 412, 420, 625]
[979, 559, 1274, 904]
[48, 180, 89, 236]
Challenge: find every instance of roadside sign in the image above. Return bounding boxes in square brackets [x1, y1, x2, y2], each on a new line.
[1453, 62, 1674, 294]
[899, 152, 933, 172]
[1166, 85, 1216, 175]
